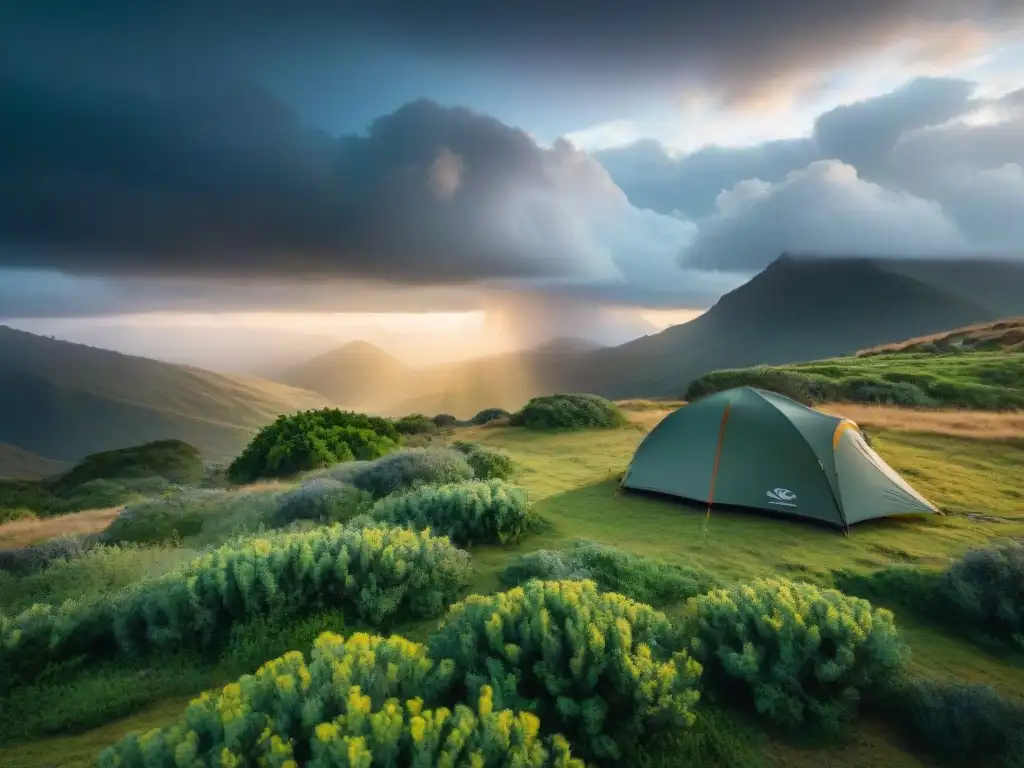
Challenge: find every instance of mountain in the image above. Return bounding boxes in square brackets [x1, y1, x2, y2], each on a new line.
[276, 341, 414, 411]
[0, 443, 68, 479]
[566, 255, 998, 399]
[883, 257, 1024, 317]
[0, 326, 332, 463]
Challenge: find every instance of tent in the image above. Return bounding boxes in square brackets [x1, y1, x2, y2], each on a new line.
[621, 386, 938, 531]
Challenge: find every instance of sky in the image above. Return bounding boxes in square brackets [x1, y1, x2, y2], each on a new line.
[1, 1, 1022, 370]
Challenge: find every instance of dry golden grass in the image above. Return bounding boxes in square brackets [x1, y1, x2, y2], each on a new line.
[615, 398, 687, 411]
[0, 506, 122, 549]
[821, 403, 1024, 440]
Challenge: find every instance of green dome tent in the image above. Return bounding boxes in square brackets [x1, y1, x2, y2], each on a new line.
[621, 386, 938, 531]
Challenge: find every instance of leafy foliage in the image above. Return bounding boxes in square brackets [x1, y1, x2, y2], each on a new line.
[510, 393, 628, 431]
[348, 447, 475, 500]
[56, 439, 204, 489]
[433, 413, 459, 428]
[98, 631, 583, 768]
[0, 525, 470, 690]
[501, 540, 720, 606]
[227, 409, 398, 484]
[470, 407, 511, 425]
[393, 412, 438, 435]
[371, 480, 537, 546]
[452, 440, 517, 480]
[0, 533, 103, 576]
[0, 506, 35, 524]
[428, 579, 703, 763]
[933, 540, 1024, 649]
[683, 577, 908, 732]
[879, 676, 1024, 767]
[272, 477, 374, 528]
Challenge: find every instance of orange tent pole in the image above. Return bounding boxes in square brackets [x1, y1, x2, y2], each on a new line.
[704, 404, 731, 535]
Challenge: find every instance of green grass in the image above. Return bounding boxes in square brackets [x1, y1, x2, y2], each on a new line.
[686, 351, 1024, 410]
[3, 418, 1024, 766]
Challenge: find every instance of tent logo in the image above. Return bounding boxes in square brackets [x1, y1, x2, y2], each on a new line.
[767, 488, 797, 507]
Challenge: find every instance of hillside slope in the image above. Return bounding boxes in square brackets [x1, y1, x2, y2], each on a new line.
[0, 326, 332, 462]
[0, 443, 67, 479]
[885, 258, 1024, 317]
[276, 341, 413, 410]
[565, 255, 999, 399]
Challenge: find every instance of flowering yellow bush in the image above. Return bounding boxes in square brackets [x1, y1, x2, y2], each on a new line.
[683, 577, 908, 731]
[428, 579, 703, 763]
[1, 525, 470, 690]
[97, 632, 583, 767]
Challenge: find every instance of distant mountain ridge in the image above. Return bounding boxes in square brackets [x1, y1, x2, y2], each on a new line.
[277, 340, 413, 410]
[0, 326, 332, 463]
[0, 443, 68, 479]
[299, 255, 1015, 415]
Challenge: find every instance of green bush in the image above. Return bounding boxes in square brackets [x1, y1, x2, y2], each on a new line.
[371, 480, 537, 546]
[0, 506, 35, 524]
[98, 631, 583, 768]
[510, 393, 628, 431]
[934, 540, 1024, 649]
[452, 440, 517, 480]
[0, 525, 470, 690]
[880, 676, 1024, 767]
[272, 477, 374, 528]
[470, 407, 510, 425]
[683, 577, 908, 732]
[433, 413, 458, 428]
[348, 447, 475, 499]
[56, 439, 204, 489]
[227, 409, 398, 484]
[428, 579, 703, 763]
[500, 540, 720, 606]
[0, 533, 103, 576]
[394, 412, 438, 435]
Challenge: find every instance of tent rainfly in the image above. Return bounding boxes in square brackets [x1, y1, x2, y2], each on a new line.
[621, 386, 938, 531]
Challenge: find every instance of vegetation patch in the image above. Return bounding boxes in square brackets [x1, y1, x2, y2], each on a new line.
[451, 439, 517, 480]
[371, 480, 537, 546]
[393, 412, 440, 435]
[227, 408, 399, 483]
[98, 631, 583, 768]
[470, 407, 511, 425]
[686, 352, 1024, 410]
[682, 577, 908, 733]
[879, 676, 1024, 768]
[347, 446, 475, 499]
[0, 532, 103, 575]
[0, 525, 470, 690]
[56, 439, 204, 489]
[500, 539, 720, 606]
[428, 579, 703, 763]
[271, 477, 373, 528]
[509, 393, 629, 430]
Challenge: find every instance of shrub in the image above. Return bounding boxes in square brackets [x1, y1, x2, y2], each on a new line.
[102, 489, 221, 545]
[428, 579, 703, 763]
[879, 676, 1024, 767]
[227, 409, 398, 484]
[933, 540, 1024, 649]
[63, 478, 134, 509]
[393, 412, 438, 435]
[510, 393, 628, 431]
[470, 407, 510, 425]
[0, 525, 470, 689]
[55, 439, 204, 488]
[433, 413, 458, 428]
[348, 447, 474, 499]
[682, 577, 908, 732]
[98, 631, 583, 768]
[500, 540, 720, 606]
[0, 533, 103, 575]
[371, 480, 537, 546]
[272, 477, 374, 528]
[0, 506, 35, 524]
[452, 440, 517, 480]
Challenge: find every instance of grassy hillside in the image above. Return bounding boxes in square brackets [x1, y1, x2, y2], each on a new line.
[0, 326, 331, 462]
[687, 319, 1024, 410]
[0, 444, 66, 480]
[2, 407, 1023, 767]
